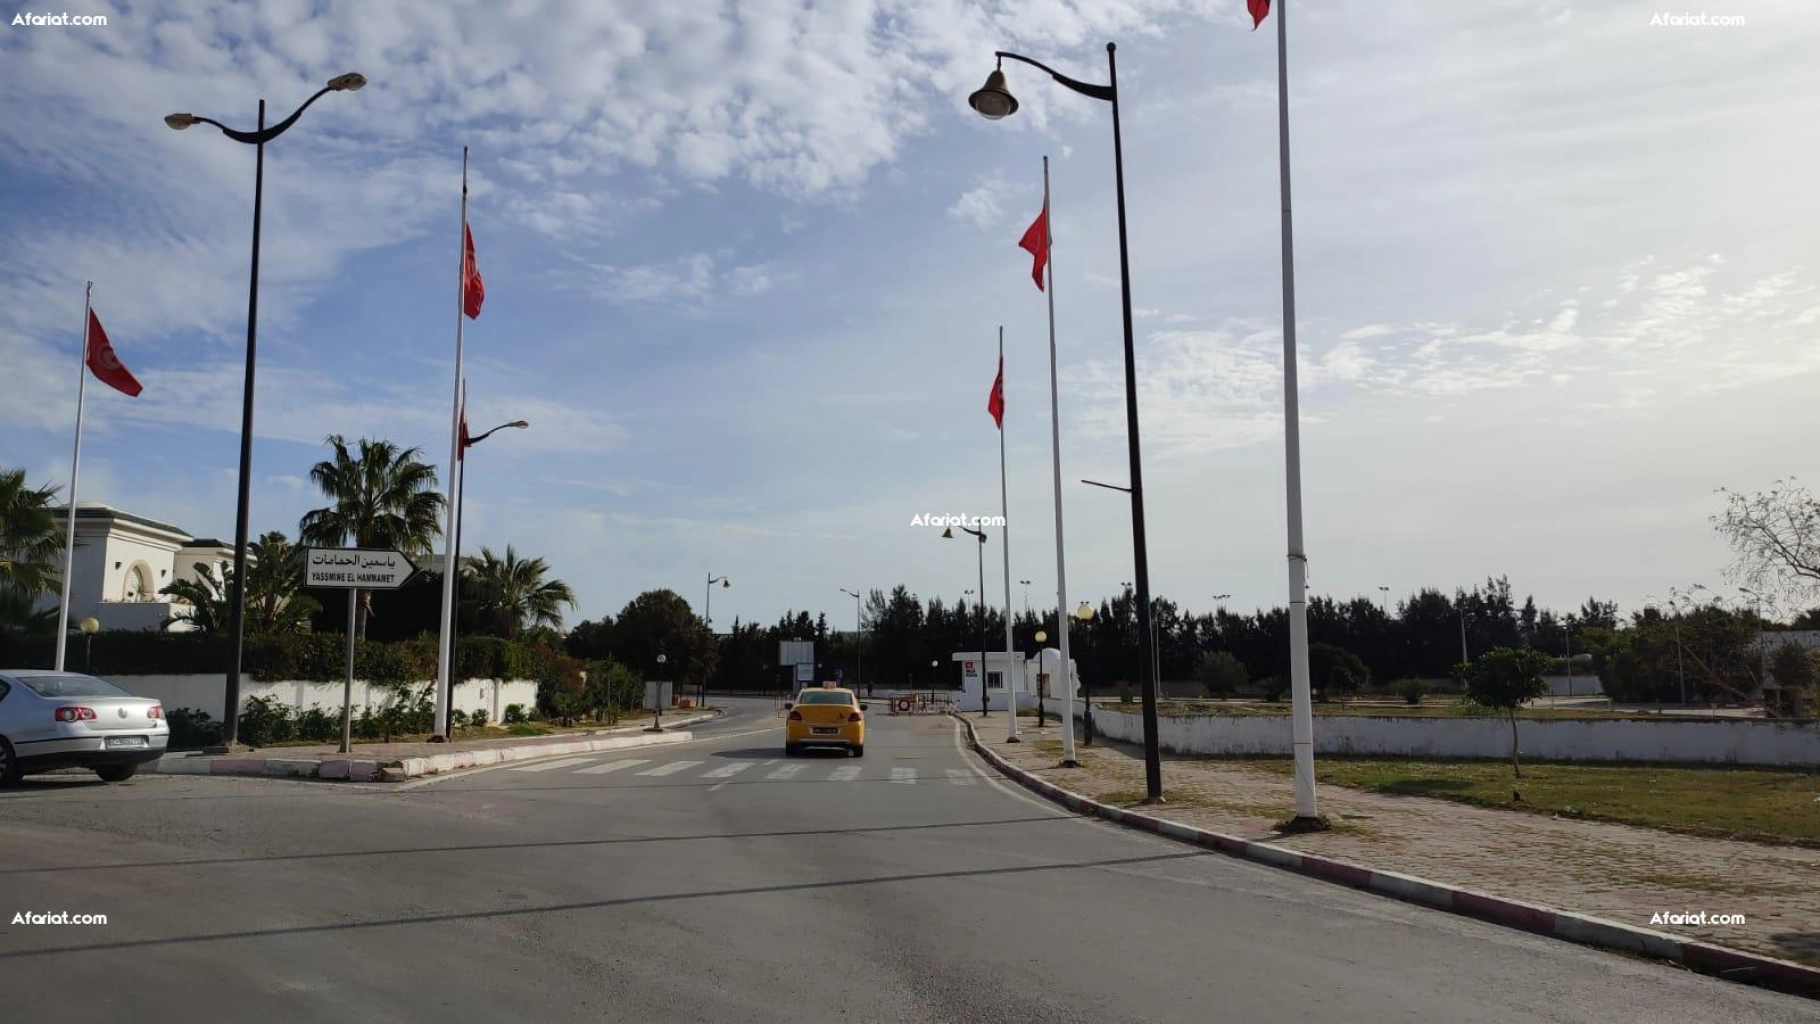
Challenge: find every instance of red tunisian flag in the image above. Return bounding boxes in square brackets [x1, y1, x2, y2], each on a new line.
[1248, 0, 1269, 29]
[1018, 202, 1049, 291]
[85, 310, 142, 396]
[462, 223, 485, 319]
[987, 354, 1005, 428]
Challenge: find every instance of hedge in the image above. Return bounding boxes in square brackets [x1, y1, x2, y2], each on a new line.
[0, 630, 553, 684]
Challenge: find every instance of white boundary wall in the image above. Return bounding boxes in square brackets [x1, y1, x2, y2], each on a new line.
[1079, 705, 1818, 767]
[108, 675, 538, 723]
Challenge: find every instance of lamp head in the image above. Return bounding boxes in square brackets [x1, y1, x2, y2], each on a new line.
[328, 72, 368, 92]
[721, 578, 730, 588]
[80, 617, 100, 635]
[941, 527, 954, 539]
[506, 420, 528, 429]
[1074, 601, 1095, 621]
[1034, 631, 1047, 643]
[164, 113, 199, 130]
[969, 67, 1018, 120]
[657, 654, 667, 664]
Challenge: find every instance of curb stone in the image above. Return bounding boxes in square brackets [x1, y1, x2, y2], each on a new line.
[147, 709, 721, 782]
[951, 713, 1820, 1000]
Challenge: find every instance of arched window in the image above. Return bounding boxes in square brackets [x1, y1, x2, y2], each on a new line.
[123, 562, 152, 602]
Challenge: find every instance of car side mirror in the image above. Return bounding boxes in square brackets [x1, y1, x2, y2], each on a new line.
[783, 702, 793, 709]
[860, 703, 870, 711]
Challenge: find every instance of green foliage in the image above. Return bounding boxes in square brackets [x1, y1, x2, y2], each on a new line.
[1461, 646, 1555, 779]
[469, 708, 489, 728]
[298, 434, 445, 637]
[1309, 642, 1369, 701]
[1259, 676, 1288, 702]
[502, 703, 528, 724]
[238, 694, 296, 747]
[165, 707, 222, 750]
[465, 545, 578, 639]
[0, 468, 63, 620]
[1195, 650, 1248, 697]
[1392, 678, 1428, 705]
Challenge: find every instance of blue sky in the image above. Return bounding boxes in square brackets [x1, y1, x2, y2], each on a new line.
[4, 0, 1820, 630]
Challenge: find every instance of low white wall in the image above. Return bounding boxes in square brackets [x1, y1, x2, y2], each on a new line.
[1078, 705, 1818, 767]
[105, 674, 539, 722]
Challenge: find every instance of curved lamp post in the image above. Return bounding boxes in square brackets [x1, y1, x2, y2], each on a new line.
[970, 45, 1159, 800]
[442, 417, 526, 737]
[840, 587, 863, 692]
[166, 72, 366, 751]
[945, 526, 993, 724]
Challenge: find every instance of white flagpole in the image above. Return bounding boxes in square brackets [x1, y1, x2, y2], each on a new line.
[1040, 158, 1079, 765]
[433, 148, 470, 740]
[1276, 0, 1318, 820]
[998, 326, 1019, 742]
[54, 282, 94, 672]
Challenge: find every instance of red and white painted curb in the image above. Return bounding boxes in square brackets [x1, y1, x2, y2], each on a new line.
[954, 714, 1820, 999]
[148, 712, 717, 782]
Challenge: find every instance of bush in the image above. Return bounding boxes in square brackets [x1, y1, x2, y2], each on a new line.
[1392, 678, 1427, 705]
[238, 694, 295, 747]
[469, 708, 489, 728]
[1259, 676, 1288, 702]
[449, 709, 469, 728]
[503, 703, 528, 724]
[166, 707, 222, 750]
[1196, 651, 1248, 697]
[295, 705, 340, 743]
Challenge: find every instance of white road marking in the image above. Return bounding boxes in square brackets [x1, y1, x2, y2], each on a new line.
[508, 757, 596, 772]
[703, 762, 754, 779]
[828, 765, 862, 782]
[945, 768, 977, 785]
[891, 767, 917, 784]
[766, 764, 805, 780]
[635, 760, 702, 776]
[573, 759, 648, 775]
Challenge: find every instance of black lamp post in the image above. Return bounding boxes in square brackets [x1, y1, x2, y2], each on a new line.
[443, 417, 527, 737]
[166, 72, 366, 750]
[1075, 601, 1097, 743]
[971, 45, 1160, 802]
[1033, 629, 1049, 726]
[945, 526, 990, 716]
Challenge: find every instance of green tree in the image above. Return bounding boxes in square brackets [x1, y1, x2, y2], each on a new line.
[0, 469, 63, 633]
[1767, 642, 1817, 716]
[243, 531, 320, 635]
[158, 564, 231, 633]
[298, 435, 444, 638]
[1308, 642, 1369, 703]
[1461, 647, 1553, 779]
[464, 545, 577, 640]
[1195, 650, 1248, 697]
[612, 589, 718, 688]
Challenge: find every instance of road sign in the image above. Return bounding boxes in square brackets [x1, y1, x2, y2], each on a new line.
[305, 547, 417, 590]
[794, 663, 814, 683]
[779, 640, 814, 666]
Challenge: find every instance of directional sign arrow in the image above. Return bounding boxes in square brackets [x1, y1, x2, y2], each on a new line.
[303, 547, 419, 590]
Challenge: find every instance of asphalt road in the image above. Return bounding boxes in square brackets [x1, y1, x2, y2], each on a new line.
[1, 698, 1812, 1022]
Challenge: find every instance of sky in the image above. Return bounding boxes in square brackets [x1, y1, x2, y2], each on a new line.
[3, 0, 1819, 633]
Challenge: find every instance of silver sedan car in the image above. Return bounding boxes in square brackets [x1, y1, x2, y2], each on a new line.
[0, 670, 169, 784]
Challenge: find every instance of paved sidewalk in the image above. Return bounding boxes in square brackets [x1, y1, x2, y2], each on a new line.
[150, 711, 718, 781]
[975, 716, 1820, 969]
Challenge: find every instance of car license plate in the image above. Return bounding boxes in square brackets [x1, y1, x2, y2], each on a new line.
[105, 736, 147, 749]
[812, 727, 839, 735]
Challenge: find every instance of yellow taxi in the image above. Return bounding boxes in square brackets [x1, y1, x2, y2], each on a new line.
[784, 687, 866, 757]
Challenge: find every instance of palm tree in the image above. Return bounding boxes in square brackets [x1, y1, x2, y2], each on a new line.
[246, 531, 320, 635]
[298, 435, 444, 637]
[465, 545, 577, 640]
[159, 565, 230, 633]
[1, 467, 63, 599]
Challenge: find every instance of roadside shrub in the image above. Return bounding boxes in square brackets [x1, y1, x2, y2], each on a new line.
[295, 705, 340, 743]
[507, 722, 544, 736]
[469, 708, 489, 728]
[165, 707, 222, 750]
[1259, 676, 1288, 702]
[503, 703, 528, 724]
[1392, 679, 1428, 705]
[449, 709, 468, 728]
[238, 694, 295, 747]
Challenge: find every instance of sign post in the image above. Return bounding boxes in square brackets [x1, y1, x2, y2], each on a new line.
[305, 547, 418, 753]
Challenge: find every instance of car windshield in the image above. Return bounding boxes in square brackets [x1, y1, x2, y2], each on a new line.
[16, 674, 133, 699]
[795, 691, 853, 705]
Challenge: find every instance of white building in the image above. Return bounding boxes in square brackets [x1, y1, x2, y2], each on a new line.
[35, 504, 237, 632]
[950, 648, 1079, 711]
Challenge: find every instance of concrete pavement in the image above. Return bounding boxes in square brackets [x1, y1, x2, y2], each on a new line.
[1, 697, 1813, 1022]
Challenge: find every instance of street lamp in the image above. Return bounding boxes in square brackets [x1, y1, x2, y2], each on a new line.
[1020, 579, 1032, 618]
[947, 526, 991, 721]
[1075, 601, 1096, 745]
[705, 574, 729, 628]
[79, 617, 99, 674]
[1033, 629, 1049, 726]
[974, 44, 1160, 801]
[167, 71, 366, 751]
[647, 653, 668, 732]
[840, 587, 864, 693]
[443, 415, 528, 738]
[1377, 585, 1390, 616]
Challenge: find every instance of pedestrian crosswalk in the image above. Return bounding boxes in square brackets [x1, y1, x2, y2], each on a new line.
[501, 755, 981, 786]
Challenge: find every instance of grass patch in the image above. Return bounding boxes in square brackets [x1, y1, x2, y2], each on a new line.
[1222, 756, 1820, 847]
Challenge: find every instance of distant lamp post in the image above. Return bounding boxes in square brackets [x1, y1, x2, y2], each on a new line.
[946, 526, 991, 719]
[167, 70, 367, 751]
[840, 587, 864, 692]
[1075, 601, 1096, 744]
[1377, 585, 1389, 616]
[1033, 629, 1049, 726]
[647, 653, 668, 732]
[444, 415, 528, 738]
[79, 617, 100, 674]
[705, 574, 729, 628]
